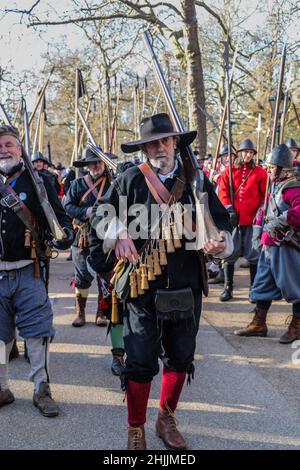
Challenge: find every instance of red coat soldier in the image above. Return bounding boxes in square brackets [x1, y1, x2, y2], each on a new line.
[218, 138, 268, 301]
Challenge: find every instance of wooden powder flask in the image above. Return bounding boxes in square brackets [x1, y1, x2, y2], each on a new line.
[158, 240, 168, 265]
[111, 289, 119, 323]
[171, 222, 182, 248]
[140, 262, 149, 290]
[24, 229, 31, 248]
[135, 267, 145, 295]
[164, 225, 175, 254]
[146, 253, 156, 281]
[129, 270, 138, 298]
[152, 248, 162, 276]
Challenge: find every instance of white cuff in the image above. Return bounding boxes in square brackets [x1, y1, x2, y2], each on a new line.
[215, 231, 234, 259]
[102, 216, 127, 253]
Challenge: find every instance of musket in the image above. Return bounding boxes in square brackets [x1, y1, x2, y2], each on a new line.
[77, 108, 117, 173]
[21, 67, 54, 141]
[197, 103, 236, 151]
[292, 102, 300, 129]
[22, 100, 66, 240]
[263, 44, 287, 215]
[109, 82, 122, 154]
[223, 39, 234, 207]
[0, 101, 66, 240]
[143, 30, 222, 243]
[70, 99, 91, 166]
[279, 64, 292, 144]
[256, 113, 262, 164]
[271, 44, 286, 148]
[212, 44, 239, 172]
[47, 141, 52, 163]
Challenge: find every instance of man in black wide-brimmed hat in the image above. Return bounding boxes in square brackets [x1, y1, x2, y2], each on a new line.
[64, 146, 125, 376]
[64, 147, 112, 327]
[88, 113, 233, 450]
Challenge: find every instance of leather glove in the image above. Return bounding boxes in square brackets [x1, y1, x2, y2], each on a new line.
[51, 227, 74, 250]
[265, 212, 288, 238]
[226, 205, 239, 227]
[252, 225, 262, 252]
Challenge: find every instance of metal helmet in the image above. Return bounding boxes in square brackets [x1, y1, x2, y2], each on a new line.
[285, 138, 300, 151]
[219, 144, 236, 157]
[237, 138, 257, 154]
[31, 151, 49, 164]
[266, 144, 293, 168]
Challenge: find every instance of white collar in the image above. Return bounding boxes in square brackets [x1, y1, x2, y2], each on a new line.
[157, 159, 178, 183]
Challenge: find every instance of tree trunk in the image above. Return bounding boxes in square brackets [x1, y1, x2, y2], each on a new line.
[181, 0, 206, 157]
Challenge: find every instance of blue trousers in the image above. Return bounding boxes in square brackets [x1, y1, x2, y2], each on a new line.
[251, 245, 300, 304]
[0, 263, 54, 344]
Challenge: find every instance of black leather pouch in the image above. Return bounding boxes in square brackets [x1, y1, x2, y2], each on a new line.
[154, 288, 194, 321]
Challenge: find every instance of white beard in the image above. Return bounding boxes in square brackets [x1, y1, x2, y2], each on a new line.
[0, 158, 17, 175]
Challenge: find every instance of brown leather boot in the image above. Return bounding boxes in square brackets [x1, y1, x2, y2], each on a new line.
[33, 382, 59, 417]
[95, 309, 109, 327]
[156, 408, 187, 450]
[0, 388, 15, 408]
[72, 295, 87, 327]
[127, 425, 147, 450]
[234, 307, 268, 337]
[279, 314, 300, 344]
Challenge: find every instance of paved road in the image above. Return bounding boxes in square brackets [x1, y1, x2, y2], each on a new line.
[1, 254, 300, 450]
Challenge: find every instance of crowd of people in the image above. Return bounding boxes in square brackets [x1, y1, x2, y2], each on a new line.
[1, 113, 300, 450]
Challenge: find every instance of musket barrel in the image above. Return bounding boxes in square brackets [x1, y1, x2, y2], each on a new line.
[143, 31, 199, 173]
[87, 142, 117, 173]
[77, 108, 117, 172]
[271, 44, 286, 149]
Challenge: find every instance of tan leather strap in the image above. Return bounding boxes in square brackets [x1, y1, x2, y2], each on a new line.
[138, 162, 185, 206]
[79, 175, 107, 207]
[138, 162, 173, 204]
[1, 173, 39, 239]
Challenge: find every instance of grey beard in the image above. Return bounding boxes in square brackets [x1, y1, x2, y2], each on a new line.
[0, 159, 16, 175]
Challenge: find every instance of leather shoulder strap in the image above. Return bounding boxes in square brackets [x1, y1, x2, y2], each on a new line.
[138, 162, 172, 204]
[79, 175, 106, 206]
[0, 181, 38, 238]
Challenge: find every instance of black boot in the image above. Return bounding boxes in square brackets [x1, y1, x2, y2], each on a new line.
[219, 264, 234, 302]
[208, 268, 225, 284]
[111, 348, 125, 376]
[9, 340, 19, 361]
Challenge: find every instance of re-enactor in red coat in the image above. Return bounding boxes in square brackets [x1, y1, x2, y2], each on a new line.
[218, 138, 268, 302]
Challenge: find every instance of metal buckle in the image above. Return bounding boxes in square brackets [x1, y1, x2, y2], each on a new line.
[1, 193, 20, 209]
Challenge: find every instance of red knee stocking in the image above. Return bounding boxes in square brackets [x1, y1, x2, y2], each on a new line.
[127, 380, 151, 426]
[159, 367, 186, 412]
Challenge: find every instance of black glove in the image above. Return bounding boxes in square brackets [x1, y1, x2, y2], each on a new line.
[51, 227, 74, 250]
[226, 205, 239, 227]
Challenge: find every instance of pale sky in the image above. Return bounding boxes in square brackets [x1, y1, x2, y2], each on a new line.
[0, 1, 298, 83]
[0, 1, 83, 73]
